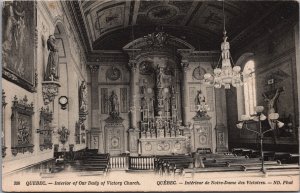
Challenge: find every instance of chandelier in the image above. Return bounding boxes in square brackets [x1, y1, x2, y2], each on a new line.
[204, 1, 243, 89]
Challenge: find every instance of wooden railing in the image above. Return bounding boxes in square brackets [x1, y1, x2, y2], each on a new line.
[129, 156, 155, 170]
[109, 156, 128, 170]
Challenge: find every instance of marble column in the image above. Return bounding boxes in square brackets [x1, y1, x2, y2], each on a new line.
[128, 60, 139, 155]
[128, 60, 138, 129]
[214, 88, 228, 152]
[180, 60, 189, 126]
[88, 64, 102, 152]
[89, 65, 100, 128]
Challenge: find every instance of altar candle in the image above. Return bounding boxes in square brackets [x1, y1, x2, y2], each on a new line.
[152, 99, 155, 120]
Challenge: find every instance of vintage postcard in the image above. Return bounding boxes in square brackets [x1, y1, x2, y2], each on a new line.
[1, 0, 300, 192]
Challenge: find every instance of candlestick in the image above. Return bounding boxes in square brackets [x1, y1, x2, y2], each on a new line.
[166, 98, 169, 121]
[147, 102, 149, 130]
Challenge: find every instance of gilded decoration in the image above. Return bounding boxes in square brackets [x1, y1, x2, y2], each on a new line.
[42, 81, 61, 105]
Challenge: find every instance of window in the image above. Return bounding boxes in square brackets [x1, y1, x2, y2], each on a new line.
[243, 60, 256, 116]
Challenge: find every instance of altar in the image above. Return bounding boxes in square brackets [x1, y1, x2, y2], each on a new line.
[139, 136, 187, 155]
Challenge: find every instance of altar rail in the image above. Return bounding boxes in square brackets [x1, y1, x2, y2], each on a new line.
[129, 156, 155, 170]
[109, 156, 128, 170]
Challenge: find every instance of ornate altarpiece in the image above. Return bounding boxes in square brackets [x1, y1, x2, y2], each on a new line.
[123, 31, 195, 155]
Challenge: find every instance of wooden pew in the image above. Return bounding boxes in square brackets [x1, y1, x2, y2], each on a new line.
[242, 164, 299, 171]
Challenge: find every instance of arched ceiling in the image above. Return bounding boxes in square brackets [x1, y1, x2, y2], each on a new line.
[72, 0, 298, 51]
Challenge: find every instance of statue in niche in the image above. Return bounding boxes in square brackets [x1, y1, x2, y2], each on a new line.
[195, 90, 206, 106]
[79, 81, 88, 113]
[109, 91, 119, 116]
[140, 86, 146, 95]
[194, 90, 210, 118]
[156, 66, 164, 87]
[45, 35, 59, 81]
[141, 97, 147, 109]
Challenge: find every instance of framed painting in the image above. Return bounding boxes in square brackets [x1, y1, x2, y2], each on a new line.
[2, 1, 37, 92]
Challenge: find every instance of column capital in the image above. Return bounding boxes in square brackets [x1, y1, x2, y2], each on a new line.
[88, 65, 100, 73]
[128, 60, 138, 72]
[181, 60, 189, 72]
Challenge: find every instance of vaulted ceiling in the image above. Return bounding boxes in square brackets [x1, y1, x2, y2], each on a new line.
[70, 1, 298, 52]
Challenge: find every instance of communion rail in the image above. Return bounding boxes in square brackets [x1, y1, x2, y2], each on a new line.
[109, 156, 128, 170]
[128, 156, 155, 170]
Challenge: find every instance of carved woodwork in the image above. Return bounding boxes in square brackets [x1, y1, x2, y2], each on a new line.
[104, 120, 125, 156]
[192, 119, 212, 151]
[11, 95, 34, 156]
[58, 126, 70, 145]
[42, 81, 61, 105]
[38, 107, 53, 151]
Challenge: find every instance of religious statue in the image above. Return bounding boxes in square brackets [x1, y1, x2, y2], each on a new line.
[141, 97, 147, 109]
[45, 35, 59, 81]
[156, 66, 164, 87]
[194, 90, 209, 118]
[262, 88, 281, 115]
[263, 88, 282, 135]
[109, 91, 119, 116]
[79, 81, 88, 114]
[195, 90, 205, 106]
[155, 32, 167, 47]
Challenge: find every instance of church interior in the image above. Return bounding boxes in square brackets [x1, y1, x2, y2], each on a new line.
[1, 0, 300, 180]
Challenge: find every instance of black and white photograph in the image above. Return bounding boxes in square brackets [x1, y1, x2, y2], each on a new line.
[1, 0, 300, 192]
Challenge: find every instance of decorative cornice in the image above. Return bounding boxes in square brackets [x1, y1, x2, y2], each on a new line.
[12, 95, 34, 113]
[128, 60, 138, 72]
[181, 60, 189, 72]
[88, 64, 100, 73]
[63, 1, 91, 52]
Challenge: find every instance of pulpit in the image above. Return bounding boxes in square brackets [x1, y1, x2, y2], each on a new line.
[192, 116, 213, 152]
[104, 119, 125, 156]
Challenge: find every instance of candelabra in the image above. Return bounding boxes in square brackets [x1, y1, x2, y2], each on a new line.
[236, 106, 284, 173]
